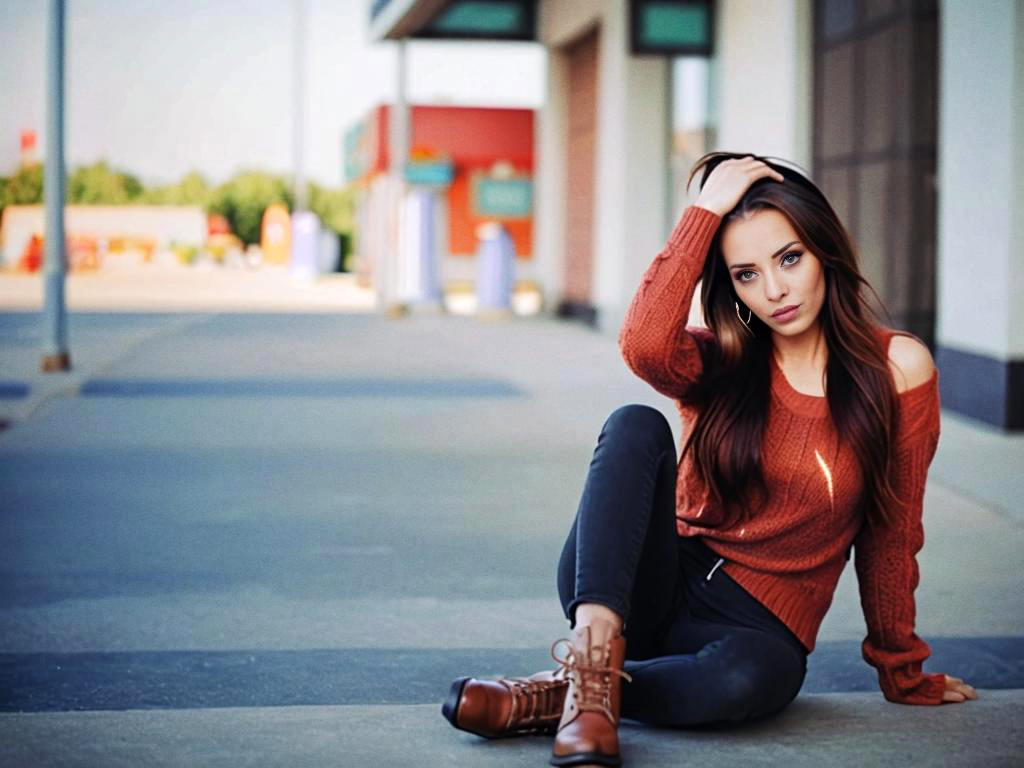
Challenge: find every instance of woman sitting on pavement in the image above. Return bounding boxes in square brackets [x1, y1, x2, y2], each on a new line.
[441, 152, 978, 767]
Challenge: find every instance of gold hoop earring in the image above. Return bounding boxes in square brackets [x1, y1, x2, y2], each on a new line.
[734, 301, 754, 336]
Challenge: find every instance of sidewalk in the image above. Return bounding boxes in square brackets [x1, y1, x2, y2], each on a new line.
[0, 267, 375, 430]
[0, 268, 378, 314]
[0, 309, 1021, 767]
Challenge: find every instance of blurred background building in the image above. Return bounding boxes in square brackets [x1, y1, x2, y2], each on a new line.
[1, 0, 1019, 430]
[344, 103, 538, 310]
[368, 0, 1023, 431]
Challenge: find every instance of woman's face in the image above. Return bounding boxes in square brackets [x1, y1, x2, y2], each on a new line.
[720, 208, 826, 339]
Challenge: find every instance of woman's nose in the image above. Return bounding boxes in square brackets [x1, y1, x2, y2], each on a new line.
[764, 276, 787, 301]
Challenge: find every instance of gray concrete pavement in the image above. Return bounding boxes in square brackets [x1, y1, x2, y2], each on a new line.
[0, 309, 1021, 766]
[2, 694, 1022, 768]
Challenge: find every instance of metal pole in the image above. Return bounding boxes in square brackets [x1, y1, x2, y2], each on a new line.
[292, 0, 307, 212]
[383, 38, 410, 314]
[42, 0, 69, 373]
[392, 40, 409, 175]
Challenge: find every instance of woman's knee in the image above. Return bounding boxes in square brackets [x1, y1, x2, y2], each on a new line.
[636, 638, 804, 726]
[602, 404, 674, 452]
[712, 663, 770, 719]
[705, 647, 804, 723]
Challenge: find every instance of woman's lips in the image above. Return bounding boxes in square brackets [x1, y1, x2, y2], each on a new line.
[772, 305, 800, 323]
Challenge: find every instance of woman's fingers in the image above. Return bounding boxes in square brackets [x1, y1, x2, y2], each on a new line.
[942, 673, 979, 703]
[735, 156, 784, 182]
[693, 156, 784, 216]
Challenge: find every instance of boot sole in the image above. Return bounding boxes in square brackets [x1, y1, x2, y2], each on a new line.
[550, 751, 622, 767]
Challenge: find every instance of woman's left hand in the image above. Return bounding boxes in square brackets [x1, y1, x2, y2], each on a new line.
[941, 674, 979, 703]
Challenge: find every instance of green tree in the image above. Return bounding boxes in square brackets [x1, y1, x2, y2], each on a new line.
[1, 163, 45, 210]
[210, 171, 292, 245]
[67, 160, 143, 204]
[0, 163, 358, 257]
[140, 170, 213, 207]
[307, 181, 355, 235]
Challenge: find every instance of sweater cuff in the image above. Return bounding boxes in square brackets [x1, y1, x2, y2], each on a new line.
[666, 205, 722, 253]
[879, 670, 947, 706]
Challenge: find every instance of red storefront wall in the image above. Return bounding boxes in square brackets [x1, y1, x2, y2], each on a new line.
[367, 104, 535, 258]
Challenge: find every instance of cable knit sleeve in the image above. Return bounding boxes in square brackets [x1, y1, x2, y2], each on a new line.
[853, 370, 946, 705]
[618, 205, 722, 403]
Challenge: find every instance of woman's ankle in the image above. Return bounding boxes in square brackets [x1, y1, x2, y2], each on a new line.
[574, 603, 624, 637]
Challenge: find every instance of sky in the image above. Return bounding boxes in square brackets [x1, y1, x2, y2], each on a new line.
[0, 0, 548, 187]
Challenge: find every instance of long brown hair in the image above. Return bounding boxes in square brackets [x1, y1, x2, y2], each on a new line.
[682, 151, 902, 528]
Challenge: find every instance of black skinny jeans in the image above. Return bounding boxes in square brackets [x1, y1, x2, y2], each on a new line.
[557, 404, 808, 727]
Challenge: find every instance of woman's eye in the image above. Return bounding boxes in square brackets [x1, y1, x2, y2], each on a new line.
[736, 252, 800, 282]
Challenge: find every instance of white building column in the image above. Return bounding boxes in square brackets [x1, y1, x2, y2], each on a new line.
[714, 0, 813, 169]
[534, 46, 568, 315]
[381, 39, 411, 313]
[594, 4, 671, 335]
[538, 0, 672, 334]
[935, 0, 1024, 430]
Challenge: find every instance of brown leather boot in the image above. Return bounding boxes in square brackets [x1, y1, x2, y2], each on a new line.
[549, 619, 632, 767]
[442, 667, 569, 739]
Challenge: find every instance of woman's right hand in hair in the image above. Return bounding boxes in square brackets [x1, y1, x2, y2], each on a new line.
[694, 155, 785, 217]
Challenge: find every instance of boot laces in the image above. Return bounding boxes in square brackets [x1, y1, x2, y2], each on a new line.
[500, 669, 568, 731]
[550, 637, 633, 723]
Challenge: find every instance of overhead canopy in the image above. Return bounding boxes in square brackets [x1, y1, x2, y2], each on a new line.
[631, 0, 714, 55]
[370, 0, 537, 42]
[370, 1, 712, 55]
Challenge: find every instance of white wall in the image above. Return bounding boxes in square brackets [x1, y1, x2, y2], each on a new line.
[541, 0, 603, 43]
[615, 34, 671, 335]
[714, 0, 813, 170]
[538, 0, 670, 333]
[1014, 0, 1024, 353]
[535, 48, 569, 311]
[937, 0, 1024, 359]
[536, 0, 602, 315]
[590, 2, 631, 330]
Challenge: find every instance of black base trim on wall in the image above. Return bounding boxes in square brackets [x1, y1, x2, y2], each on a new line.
[556, 300, 598, 328]
[935, 345, 1024, 431]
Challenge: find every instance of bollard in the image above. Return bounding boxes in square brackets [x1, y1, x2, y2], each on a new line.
[475, 222, 515, 317]
[290, 211, 320, 280]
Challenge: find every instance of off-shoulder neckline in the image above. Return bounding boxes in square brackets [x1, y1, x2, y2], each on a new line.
[768, 327, 939, 418]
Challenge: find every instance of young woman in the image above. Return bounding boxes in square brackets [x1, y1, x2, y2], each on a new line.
[441, 152, 978, 767]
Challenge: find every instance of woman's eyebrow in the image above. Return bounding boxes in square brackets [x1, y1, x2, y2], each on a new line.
[729, 240, 801, 270]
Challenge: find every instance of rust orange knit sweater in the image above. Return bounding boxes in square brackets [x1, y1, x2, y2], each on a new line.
[618, 204, 946, 706]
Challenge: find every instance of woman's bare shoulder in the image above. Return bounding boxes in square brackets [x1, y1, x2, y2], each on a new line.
[884, 331, 936, 394]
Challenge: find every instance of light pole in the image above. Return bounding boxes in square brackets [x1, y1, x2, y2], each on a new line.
[41, 0, 69, 373]
[381, 37, 411, 315]
[292, 0, 307, 213]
